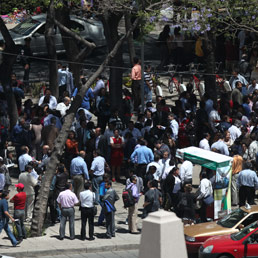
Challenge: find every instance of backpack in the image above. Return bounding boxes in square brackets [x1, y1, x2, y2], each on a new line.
[122, 185, 135, 208]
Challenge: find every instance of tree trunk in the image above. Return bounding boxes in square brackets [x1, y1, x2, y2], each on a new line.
[45, 0, 58, 98]
[101, 12, 123, 110]
[203, 32, 217, 101]
[125, 12, 135, 66]
[55, 6, 95, 86]
[30, 17, 140, 237]
[0, 17, 18, 129]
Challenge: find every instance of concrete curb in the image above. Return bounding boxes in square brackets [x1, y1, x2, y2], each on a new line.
[1, 243, 140, 258]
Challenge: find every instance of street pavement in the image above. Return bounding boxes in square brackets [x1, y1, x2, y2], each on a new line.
[0, 164, 202, 258]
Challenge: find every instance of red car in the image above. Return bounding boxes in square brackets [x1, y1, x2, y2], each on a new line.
[199, 221, 258, 258]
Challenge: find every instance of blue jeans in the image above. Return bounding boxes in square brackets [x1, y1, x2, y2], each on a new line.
[92, 175, 103, 205]
[0, 218, 18, 246]
[14, 210, 26, 240]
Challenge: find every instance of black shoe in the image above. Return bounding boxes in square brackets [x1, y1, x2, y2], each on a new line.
[105, 235, 112, 239]
[59, 237, 64, 240]
[89, 237, 95, 241]
[112, 234, 115, 237]
[130, 231, 141, 235]
[70, 237, 75, 240]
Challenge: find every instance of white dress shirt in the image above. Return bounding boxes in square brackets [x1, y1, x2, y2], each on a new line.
[179, 160, 193, 184]
[146, 161, 161, 180]
[38, 95, 57, 110]
[56, 102, 70, 117]
[18, 153, 33, 172]
[199, 138, 210, 151]
[197, 178, 213, 199]
[158, 158, 172, 180]
[91, 156, 105, 176]
[169, 119, 179, 140]
[228, 125, 241, 142]
[80, 190, 95, 208]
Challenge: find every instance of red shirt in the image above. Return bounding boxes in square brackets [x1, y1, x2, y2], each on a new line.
[11, 192, 26, 210]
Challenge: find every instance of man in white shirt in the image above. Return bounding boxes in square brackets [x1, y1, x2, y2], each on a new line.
[38, 88, 57, 110]
[158, 151, 173, 181]
[179, 160, 193, 185]
[199, 133, 211, 151]
[89, 150, 109, 204]
[93, 77, 105, 97]
[197, 172, 213, 222]
[146, 154, 161, 180]
[168, 113, 179, 140]
[18, 164, 38, 221]
[18, 146, 32, 172]
[247, 78, 258, 95]
[228, 120, 242, 142]
[79, 182, 95, 241]
[56, 97, 71, 117]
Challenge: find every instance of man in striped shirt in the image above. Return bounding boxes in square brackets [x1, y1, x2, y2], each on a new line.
[144, 65, 153, 103]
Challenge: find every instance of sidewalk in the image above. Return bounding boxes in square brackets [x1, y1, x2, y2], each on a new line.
[0, 178, 142, 258]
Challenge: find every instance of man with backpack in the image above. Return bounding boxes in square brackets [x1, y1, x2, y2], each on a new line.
[125, 175, 141, 234]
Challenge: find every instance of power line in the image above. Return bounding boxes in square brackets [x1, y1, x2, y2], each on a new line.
[3, 50, 237, 77]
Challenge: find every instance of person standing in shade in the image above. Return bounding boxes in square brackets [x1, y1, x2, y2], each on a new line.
[10, 183, 26, 241]
[131, 57, 142, 111]
[70, 151, 89, 199]
[57, 183, 79, 240]
[80, 182, 95, 241]
[0, 191, 21, 246]
[103, 181, 119, 239]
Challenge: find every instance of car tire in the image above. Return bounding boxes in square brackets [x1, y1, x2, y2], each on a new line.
[219, 255, 233, 258]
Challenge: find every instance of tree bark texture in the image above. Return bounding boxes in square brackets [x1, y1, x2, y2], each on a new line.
[101, 12, 123, 110]
[30, 17, 140, 237]
[44, 0, 58, 98]
[125, 12, 135, 66]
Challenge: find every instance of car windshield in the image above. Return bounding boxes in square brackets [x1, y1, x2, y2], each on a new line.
[231, 221, 258, 241]
[11, 18, 40, 36]
[217, 208, 248, 228]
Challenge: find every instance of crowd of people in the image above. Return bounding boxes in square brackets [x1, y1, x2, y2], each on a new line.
[1, 27, 258, 247]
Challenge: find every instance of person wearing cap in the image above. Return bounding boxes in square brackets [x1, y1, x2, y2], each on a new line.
[0, 190, 21, 246]
[18, 165, 37, 221]
[10, 183, 26, 241]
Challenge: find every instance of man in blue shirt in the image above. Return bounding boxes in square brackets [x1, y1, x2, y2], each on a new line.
[237, 162, 258, 206]
[0, 191, 21, 246]
[70, 151, 89, 199]
[130, 138, 154, 178]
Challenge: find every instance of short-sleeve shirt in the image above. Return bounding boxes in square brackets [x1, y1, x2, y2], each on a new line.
[57, 189, 79, 208]
[0, 198, 8, 220]
[90, 156, 105, 176]
[11, 192, 26, 210]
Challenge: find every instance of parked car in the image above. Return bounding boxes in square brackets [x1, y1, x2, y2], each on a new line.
[199, 221, 258, 258]
[185, 206, 258, 254]
[0, 14, 106, 56]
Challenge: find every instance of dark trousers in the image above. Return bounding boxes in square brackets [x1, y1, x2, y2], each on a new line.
[14, 209, 26, 240]
[48, 190, 56, 223]
[81, 207, 94, 239]
[239, 185, 255, 207]
[199, 201, 207, 223]
[131, 80, 141, 110]
[136, 164, 147, 178]
[59, 85, 66, 98]
[105, 211, 115, 237]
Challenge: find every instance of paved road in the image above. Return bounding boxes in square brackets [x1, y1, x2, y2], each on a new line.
[34, 250, 139, 258]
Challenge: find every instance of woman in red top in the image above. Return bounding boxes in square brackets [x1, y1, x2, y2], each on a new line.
[10, 183, 26, 241]
[110, 129, 124, 182]
[65, 131, 79, 171]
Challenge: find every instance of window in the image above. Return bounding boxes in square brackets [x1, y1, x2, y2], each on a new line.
[68, 20, 84, 32]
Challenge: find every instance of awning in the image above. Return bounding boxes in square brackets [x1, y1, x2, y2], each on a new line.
[176, 146, 232, 170]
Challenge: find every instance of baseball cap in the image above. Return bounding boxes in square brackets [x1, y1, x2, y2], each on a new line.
[15, 183, 24, 189]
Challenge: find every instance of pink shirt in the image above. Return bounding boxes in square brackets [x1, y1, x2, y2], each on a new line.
[131, 64, 141, 80]
[57, 189, 79, 208]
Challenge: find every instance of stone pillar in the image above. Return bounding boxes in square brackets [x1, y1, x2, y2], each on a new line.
[139, 210, 187, 258]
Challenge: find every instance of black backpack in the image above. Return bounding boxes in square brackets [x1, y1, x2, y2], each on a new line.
[122, 185, 135, 208]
